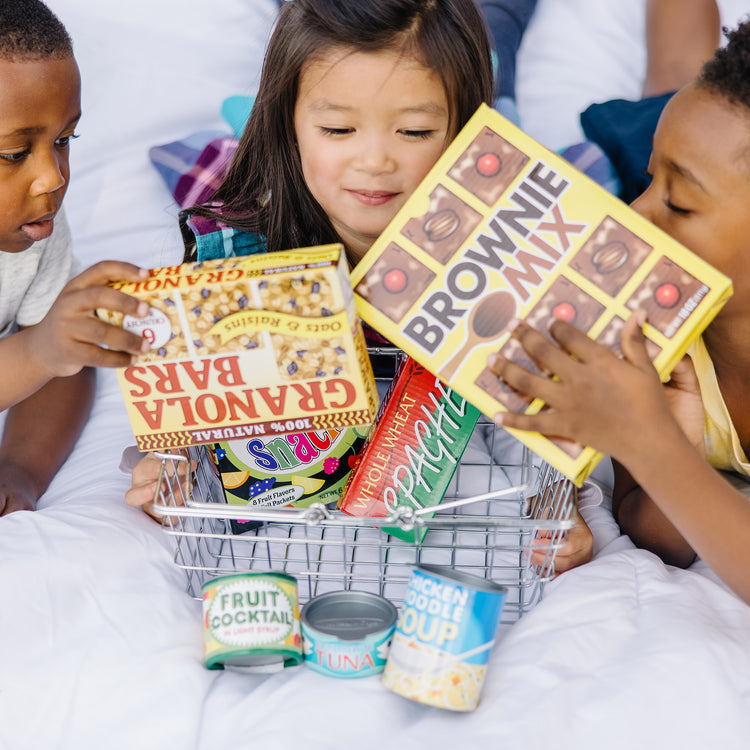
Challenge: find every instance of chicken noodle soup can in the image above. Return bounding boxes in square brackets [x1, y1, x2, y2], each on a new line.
[202, 573, 302, 671]
[382, 565, 507, 711]
[301, 591, 398, 678]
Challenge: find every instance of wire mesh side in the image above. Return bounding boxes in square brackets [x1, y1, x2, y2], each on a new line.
[153, 441, 575, 624]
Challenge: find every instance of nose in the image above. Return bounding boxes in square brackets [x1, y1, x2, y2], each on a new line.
[29, 149, 67, 196]
[354, 134, 395, 175]
[629, 184, 655, 223]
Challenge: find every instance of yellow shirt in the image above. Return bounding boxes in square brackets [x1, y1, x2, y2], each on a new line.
[692, 336, 750, 477]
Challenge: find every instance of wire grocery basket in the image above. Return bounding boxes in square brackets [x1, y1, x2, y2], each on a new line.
[152, 348, 577, 625]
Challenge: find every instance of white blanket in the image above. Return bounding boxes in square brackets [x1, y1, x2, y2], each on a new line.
[1, 2, 748, 749]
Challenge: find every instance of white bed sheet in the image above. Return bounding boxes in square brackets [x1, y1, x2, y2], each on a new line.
[1, 2, 749, 749]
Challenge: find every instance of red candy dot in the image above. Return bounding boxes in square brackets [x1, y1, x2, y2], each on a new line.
[383, 268, 407, 294]
[655, 282, 680, 308]
[552, 302, 576, 323]
[476, 152, 501, 177]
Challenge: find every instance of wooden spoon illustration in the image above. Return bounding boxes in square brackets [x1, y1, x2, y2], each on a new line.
[439, 290, 516, 381]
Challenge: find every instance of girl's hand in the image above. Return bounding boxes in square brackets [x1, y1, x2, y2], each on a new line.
[126, 451, 195, 523]
[31, 260, 150, 377]
[486, 311, 676, 466]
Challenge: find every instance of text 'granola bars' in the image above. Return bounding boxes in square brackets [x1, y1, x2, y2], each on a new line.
[101, 244, 379, 451]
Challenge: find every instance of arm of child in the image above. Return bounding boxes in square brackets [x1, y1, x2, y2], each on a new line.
[0, 260, 149, 515]
[0, 260, 149, 412]
[487, 312, 750, 605]
[0, 369, 95, 514]
[612, 351, 707, 568]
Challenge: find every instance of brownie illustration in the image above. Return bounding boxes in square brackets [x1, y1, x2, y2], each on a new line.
[401, 184, 483, 264]
[525, 276, 605, 339]
[447, 125, 529, 206]
[570, 216, 653, 297]
[626, 256, 707, 338]
[354, 242, 436, 324]
[595, 315, 662, 360]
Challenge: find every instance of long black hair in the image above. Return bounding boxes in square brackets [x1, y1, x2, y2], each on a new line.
[184, 0, 494, 256]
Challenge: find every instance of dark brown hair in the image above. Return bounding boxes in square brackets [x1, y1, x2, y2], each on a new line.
[698, 18, 750, 111]
[184, 0, 494, 256]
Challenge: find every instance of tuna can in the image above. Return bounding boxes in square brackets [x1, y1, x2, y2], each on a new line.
[382, 565, 507, 711]
[202, 572, 303, 671]
[301, 591, 398, 678]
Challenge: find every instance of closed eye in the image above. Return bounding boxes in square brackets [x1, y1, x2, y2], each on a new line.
[0, 150, 29, 163]
[320, 126, 353, 136]
[665, 199, 691, 215]
[400, 129, 434, 140]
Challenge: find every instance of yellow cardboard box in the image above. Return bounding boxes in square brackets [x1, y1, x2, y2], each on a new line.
[351, 104, 732, 485]
[103, 244, 379, 451]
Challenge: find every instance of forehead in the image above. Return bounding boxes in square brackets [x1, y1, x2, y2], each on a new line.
[0, 55, 80, 125]
[654, 84, 750, 185]
[296, 45, 447, 112]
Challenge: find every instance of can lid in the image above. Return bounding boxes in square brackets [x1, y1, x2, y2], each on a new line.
[201, 571, 298, 591]
[301, 591, 398, 642]
[415, 564, 508, 595]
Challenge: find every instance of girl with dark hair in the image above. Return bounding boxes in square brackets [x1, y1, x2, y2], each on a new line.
[127, 0, 495, 516]
[179, 0, 493, 267]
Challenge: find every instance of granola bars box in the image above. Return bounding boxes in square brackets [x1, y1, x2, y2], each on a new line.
[102, 244, 379, 451]
[351, 104, 733, 485]
[339, 356, 480, 543]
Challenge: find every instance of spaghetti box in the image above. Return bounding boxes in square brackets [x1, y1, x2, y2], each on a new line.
[100, 244, 379, 451]
[211, 426, 369, 534]
[351, 103, 732, 485]
[339, 356, 480, 543]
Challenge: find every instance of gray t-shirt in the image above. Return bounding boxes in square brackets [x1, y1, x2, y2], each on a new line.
[0, 208, 79, 338]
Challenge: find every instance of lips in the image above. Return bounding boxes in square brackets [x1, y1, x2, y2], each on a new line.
[348, 189, 399, 207]
[21, 215, 55, 243]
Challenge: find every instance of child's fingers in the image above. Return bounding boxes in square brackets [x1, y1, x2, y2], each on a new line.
[66, 260, 149, 291]
[506, 319, 575, 375]
[125, 480, 159, 509]
[618, 309, 653, 369]
[486, 351, 558, 404]
[493, 408, 568, 438]
[84, 285, 149, 320]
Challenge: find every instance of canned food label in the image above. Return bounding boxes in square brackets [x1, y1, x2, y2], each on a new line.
[382, 567, 506, 711]
[202, 574, 302, 669]
[303, 629, 392, 678]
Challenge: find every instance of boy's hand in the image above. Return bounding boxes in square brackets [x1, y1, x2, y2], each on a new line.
[0, 461, 38, 514]
[486, 311, 677, 465]
[31, 260, 150, 377]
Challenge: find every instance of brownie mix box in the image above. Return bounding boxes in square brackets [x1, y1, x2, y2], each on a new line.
[351, 104, 733, 485]
[339, 356, 480, 543]
[102, 244, 379, 451]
